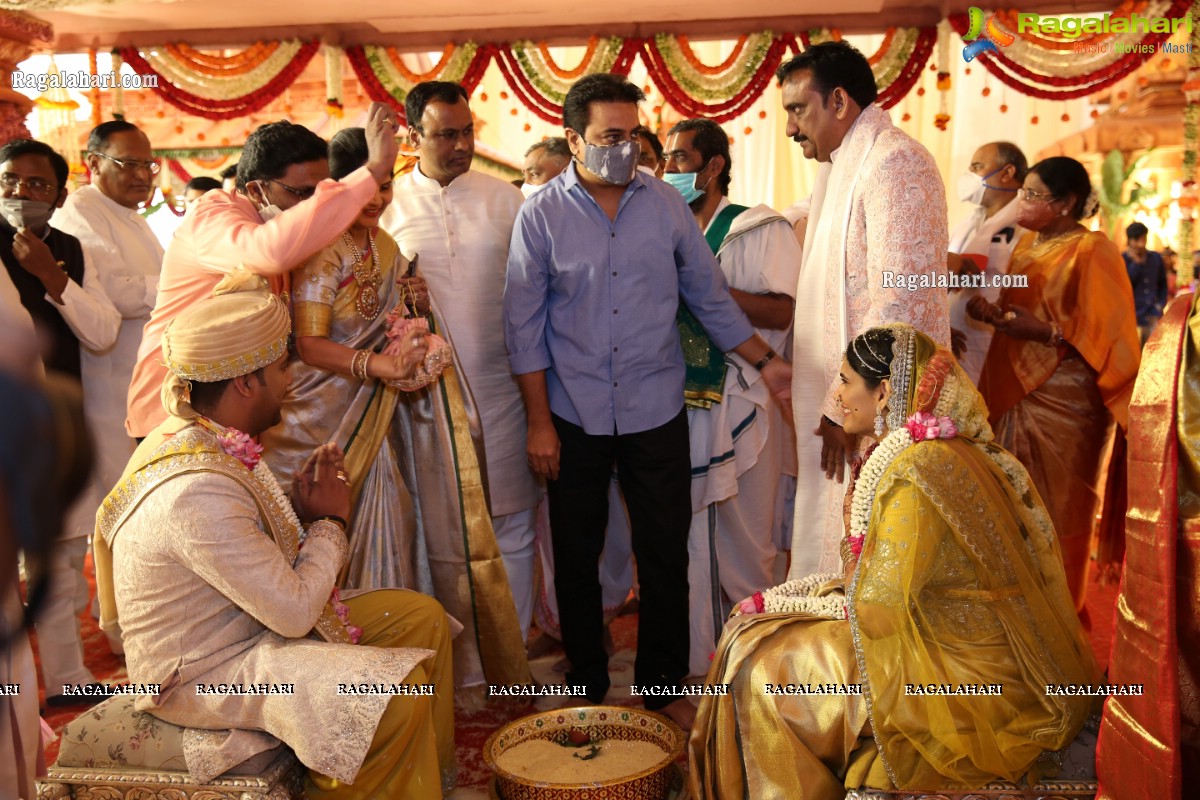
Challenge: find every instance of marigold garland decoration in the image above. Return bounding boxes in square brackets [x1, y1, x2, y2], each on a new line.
[325, 43, 344, 118]
[119, 40, 319, 120]
[345, 42, 483, 122]
[164, 41, 277, 76]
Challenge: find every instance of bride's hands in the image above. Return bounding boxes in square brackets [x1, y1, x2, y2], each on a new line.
[371, 322, 429, 381]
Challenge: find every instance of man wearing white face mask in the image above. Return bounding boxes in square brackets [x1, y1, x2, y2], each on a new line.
[521, 137, 571, 198]
[662, 118, 801, 678]
[505, 74, 792, 731]
[947, 141, 1027, 383]
[0, 139, 119, 372]
[0, 138, 119, 708]
[127, 105, 400, 439]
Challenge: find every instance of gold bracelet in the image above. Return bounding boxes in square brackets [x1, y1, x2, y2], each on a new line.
[351, 349, 371, 380]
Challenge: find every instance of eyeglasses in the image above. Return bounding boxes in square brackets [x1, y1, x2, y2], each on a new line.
[265, 178, 317, 200]
[0, 173, 57, 196]
[1017, 188, 1056, 202]
[91, 151, 160, 175]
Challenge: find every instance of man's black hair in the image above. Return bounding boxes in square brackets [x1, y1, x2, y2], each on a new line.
[633, 126, 663, 162]
[184, 176, 221, 194]
[562, 74, 645, 134]
[775, 41, 878, 109]
[405, 81, 469, 133]
[219, 162, 239, 181]
[1125, 221, 1149, 241]
[667, 118, 732, 195]
[235, 122, 327, 191]
[0, 139, 68, 189]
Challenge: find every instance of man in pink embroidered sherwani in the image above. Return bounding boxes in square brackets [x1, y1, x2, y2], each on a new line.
[125, 103, 400, 439]
[781, 42, 949, 578]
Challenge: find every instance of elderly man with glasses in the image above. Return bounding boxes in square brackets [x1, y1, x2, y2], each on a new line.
[0, 137, 119, 709]
[54, 125, 167, 657]
[126, 103, 401, 441]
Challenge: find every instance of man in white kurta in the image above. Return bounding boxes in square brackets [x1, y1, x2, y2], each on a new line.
[947, 141, 1027, 384]
[780, 43, 949, 578]
[383, 81, 540, 638]
[662, 119, 801, 676]
[54, 123, 164, 537]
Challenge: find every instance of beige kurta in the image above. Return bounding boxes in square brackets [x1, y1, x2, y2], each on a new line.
[789, 105, 950, 579]
[382, 167, 539, 516]
[101, 424, 433, 784]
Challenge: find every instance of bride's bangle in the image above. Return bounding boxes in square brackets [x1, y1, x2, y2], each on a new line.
[350, 349, 371, 380]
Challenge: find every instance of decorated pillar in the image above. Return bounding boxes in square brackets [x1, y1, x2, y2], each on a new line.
[1181, 0, 1200, 259]
[0, 10, 53, 143]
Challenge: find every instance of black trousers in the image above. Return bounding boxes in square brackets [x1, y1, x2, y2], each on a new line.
[547, 409, 691, 710]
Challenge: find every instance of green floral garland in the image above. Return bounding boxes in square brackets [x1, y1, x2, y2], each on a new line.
[361, 43, 479, 106]
[510, 37, 623, 104]
[651, 32, 774, 102]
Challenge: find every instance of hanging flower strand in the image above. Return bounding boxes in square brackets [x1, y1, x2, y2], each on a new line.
[934, 19, 952, 130]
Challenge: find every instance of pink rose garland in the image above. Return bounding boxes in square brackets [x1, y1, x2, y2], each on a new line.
[904, 411, 958, 442]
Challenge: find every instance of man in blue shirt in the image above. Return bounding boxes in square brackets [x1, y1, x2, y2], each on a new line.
[504, 74, 791, 730]
[1122, 221, 1168, 345]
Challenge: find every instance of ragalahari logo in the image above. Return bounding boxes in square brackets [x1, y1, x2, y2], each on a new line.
[961, 7, 1016, 61]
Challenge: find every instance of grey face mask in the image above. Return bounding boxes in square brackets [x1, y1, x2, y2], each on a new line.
[0, 197, 54, 231]
[580, 140, 639, 186]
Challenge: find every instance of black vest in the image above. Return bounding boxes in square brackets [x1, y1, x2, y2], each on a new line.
[1, 221, 88, 379]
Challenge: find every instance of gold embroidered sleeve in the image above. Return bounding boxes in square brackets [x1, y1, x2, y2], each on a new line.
[292, 251, 346, 338]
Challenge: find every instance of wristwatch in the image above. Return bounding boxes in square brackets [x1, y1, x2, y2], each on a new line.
[754, 349, 777, 370]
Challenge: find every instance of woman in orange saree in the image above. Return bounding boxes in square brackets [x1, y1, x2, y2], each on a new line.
[689, 324, 1097, 799]
[971, 156, 1140, 612]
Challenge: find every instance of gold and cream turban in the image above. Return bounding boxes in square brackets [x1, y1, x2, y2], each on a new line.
[160, 271, 291, 419]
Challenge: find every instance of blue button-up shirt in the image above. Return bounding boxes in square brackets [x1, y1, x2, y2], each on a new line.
[504, 164, 754, 436]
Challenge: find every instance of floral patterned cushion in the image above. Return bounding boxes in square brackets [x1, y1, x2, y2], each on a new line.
[56, 694, 282, 776]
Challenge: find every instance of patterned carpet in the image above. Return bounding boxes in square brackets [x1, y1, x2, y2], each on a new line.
[32, 559, 1118, 793]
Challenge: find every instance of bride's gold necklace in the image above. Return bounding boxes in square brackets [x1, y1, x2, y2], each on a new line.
[342, 230, 381, 320]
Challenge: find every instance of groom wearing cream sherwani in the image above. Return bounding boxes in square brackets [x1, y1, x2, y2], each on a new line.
[781, 42, 949, 578]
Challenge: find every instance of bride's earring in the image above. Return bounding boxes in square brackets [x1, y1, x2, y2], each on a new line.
[874, 409, 885, 437]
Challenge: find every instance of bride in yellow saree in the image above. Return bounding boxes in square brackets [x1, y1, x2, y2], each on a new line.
[689, 323, 1097, 798]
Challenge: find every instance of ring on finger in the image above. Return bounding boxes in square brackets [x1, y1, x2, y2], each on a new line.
[335, 470, 350, 486]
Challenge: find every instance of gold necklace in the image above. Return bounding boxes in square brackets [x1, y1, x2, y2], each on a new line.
[342, 230, 381, 320]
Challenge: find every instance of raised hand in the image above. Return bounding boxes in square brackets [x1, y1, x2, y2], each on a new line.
[365, 102, 400, 184]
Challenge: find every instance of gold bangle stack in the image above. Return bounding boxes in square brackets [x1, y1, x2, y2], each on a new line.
[839, 537, 856, 567]
[351, 349, 371, 380]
